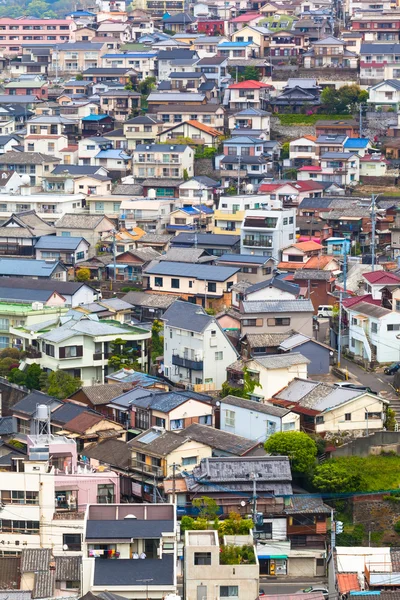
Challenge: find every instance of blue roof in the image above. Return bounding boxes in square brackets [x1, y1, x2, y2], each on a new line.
[95, 149, 131, 160]
[145, 261, 239, 281]
[218, 253, 271, 264]
[35, 236, 88, 250]
[0, 258, 65, 277]
[82, 114, 110, 121]
[218, 41, 253, 47]
[344, 138, 370, 149]
[68, 9, 95, 15]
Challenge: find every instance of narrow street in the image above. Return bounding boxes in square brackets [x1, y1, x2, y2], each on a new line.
[340, 357, 400, 420]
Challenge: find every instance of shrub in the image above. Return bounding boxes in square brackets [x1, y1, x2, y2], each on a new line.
[394, 520, 400, 534]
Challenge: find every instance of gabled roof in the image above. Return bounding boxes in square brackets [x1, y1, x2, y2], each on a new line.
[182, 423, 261, 455]
[229, 80, 272, 89]
[63, 412, 104, 433]
[162, 300, 213, 332]
[363, 271, 400, 285]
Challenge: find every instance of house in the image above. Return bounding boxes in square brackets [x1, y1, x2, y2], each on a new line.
[292, 270, 335, 313]
[0, 210, 55, 256]
[34, 236, 90, 265]
[273, 377, 388, 435]
[218, 40, 260, 59]
[360, 154, 389, 178]
[119, 197, 179, 233]
[12, 312, 151, 385]
[0, 151, 60, 187]
[195, 55, 229, 89]
[81, 503, 177, 599]
[0, 277, 96, 306]
[303, 36, 358, 69]
[219, 394, 288, 440]
[226, 353, 310, 401]
[315, 119, 359, 138]
[150, 103, 225, 131]
[157, 120, 222, 148]
[360, 43, 400, 85]
[144, 261, 239, 310]
[123, 115, 163, 149]
[231, 277, 299, 308]
[131, 144, 194, 181]
[229, 107, 271, 137]
[215, 254, 274, 283]
[270, 79, 321, 113]
[54, 42, 105, 73]
[4, 78, 48, 100]
[98, 90, 141, 121]
[368, 80, 400, 111]
[166, 205, 214, 233]
[279, 240, 324, 271]
[170, 232, 241, 256]
[240, 208, 296, 259]
[178, 176, 218, 206]
[162, 300, 238, 390]
[162, 12, 194, 32]
[157, 49, 199, 81]
[54, 214, 115, 256]
[182, 422, 263, 456]
[121, 291, 180, 322]
[78, 136, 113, 165]
[184, 530, 259, 600]
[0, 257, 66, 280]
[228, 80, 272, 111]
[81, 113, 114, 137]
[217, 298, 314, 337]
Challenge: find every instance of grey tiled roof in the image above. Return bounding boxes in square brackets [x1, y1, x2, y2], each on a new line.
[55, 214, 112, 230]
[242, 299, 314, 313]
[0, 152, 60, 164]
[122, 291, 180, 308]
[55, 557, 81, 581]
[221, 395, 288, 417]
[245, 331, 295, 348]
[254, 352, 310, 369]
[76, 383, 127, 405]
[84, 438, 131, 470]
[182, 423, 259, 456]
[21, 549, 52, 573]
[293, 270, 332, 281]
[162, 300, 212, 332]
[145, 261, 239, 281]
[13, 391, 61, 417]
[285, 496, 331, 514]
[33, 570, 54, 599]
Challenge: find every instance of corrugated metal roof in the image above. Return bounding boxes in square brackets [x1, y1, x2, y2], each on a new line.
[242, 299, 314, 313]
[145, 261, 239, 282]
[254, 352, 310, 369]
[337, 573, 361, 594]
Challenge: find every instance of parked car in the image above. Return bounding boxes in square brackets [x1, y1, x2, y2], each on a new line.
[301, 587, 329, 600]
[334, 382, 377, 394]
[384, 362, 400, 375]
[317, 305, 334, 318]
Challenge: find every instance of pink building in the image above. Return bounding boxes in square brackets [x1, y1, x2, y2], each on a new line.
[0, 18, 71, 53]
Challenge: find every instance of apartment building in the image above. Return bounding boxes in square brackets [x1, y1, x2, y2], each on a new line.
[360, 42, 400, 85]
[131, 144, 194, 180]
[0, 17, 71, 53]
[162, 300, 238, 391]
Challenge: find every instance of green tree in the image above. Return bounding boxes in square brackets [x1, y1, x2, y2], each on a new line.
[108, 338, 141, 371]
[218, 512, 253, 536]
[183, 168, 189, 181]
[280, 142, 290, 160]
[321, 84, 369, 115]
[386, 407, 397, 431]
[264, 431, 317, 474]
[26, 0, 54, 17]
[151, 319, 164, 363]
[25, 363, 42, 390]
[313, 461, 366, 493]
[40, 370, 82, 399]
[8, 368, 26, 386]
[242, 67, 260, 81]
[192, 496, 220, 521]
[137, 76, 156, 96]
[75, 73, 84, 81]
[75, 267, 90, 282]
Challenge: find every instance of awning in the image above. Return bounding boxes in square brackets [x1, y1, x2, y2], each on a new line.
[55, 484, 79, 491]
[258, 554, 288, 559]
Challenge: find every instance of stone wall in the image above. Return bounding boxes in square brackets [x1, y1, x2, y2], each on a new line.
[333, 431, 400, 457]
[271, 116, 315, 141]
[194, 158, 220, 180]
[353, 493, 400, 542]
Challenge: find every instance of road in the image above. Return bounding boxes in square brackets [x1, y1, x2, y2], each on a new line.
[259, 582, 327, 595]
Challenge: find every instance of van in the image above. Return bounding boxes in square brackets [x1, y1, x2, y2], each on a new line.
[317, 305, 333, 318]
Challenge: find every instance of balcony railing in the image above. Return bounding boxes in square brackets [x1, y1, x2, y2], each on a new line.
[25, 347, 42, 359]
[93, 352, 111, 360]
[172, 354, 203, 370]
[131, 459, 163, 477]
[97, 495, 115, 504]
[243, 238, 273, 247]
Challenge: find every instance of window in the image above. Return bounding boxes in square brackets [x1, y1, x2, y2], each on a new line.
[95, 202, 104, 212]
[225, 410, 235, 427]
[182, 456, 198, 467]
[267, 318, 291, 326]
[151, 457, 161, 467]
[396, 300, 400, 312]
[194, 552, 211, 565]
[199, 415, 212, 425]
[171, 419, 183, 430]
[97, 483, 115, 503]
[155, 277, 163, 287]
[345, 413, 351, 421]
[215, 351, 223, 360]
[66, 581, 80, 590]
[207, 282, 216, 293]
[171, 278, 180, 289]
[371, 322, 377, 333]
[1, 491, 38, 505]
[388, 324, 400, 331]
[63, 534, 81, 551]
[155, 417, 165, 427]
[61, 232, 71, 237]
[316, 416, 324, 424]
[0, 520, 39, 534]
[59, 346, 83, 359]
[0, 318, 9, 331]
[220, 587, 238, 598]
[45, 344, 55, 357]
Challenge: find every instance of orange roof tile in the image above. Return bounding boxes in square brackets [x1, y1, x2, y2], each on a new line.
[278, 261, 307, 270]
[186, 120, 222, 137]
[337, 574, 360, 595]
[292, 241, 323, 252]
[304, 255, 338, 269]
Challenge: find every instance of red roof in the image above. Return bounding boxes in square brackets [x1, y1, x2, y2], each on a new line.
[298, 166, 322, 171]
[363, 271, 400, 285]
[337, 574, 360, 595]
[258, 183, 285, 193]
[229, 79, 272, 89]
[342, 294, 381, 309]
[292, 181, 325, 191]
[230, 12, 261, 21]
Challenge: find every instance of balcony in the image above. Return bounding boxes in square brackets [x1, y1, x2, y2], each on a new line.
[131, 459, 163, 477]
[243, 237, 273, 247]
[93, 352, 111, 360]
[25, 346, 42, 359]
[172, 354, 203, 370]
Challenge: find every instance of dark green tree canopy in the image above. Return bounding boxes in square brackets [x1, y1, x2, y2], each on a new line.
[264, 431, 317, 473]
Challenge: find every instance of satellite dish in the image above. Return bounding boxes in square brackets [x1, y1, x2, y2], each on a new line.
[240, 501, 246, 507]
[63, 544, 69, 551]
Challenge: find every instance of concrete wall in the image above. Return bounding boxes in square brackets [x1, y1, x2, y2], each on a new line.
[333, 431, 400, 457]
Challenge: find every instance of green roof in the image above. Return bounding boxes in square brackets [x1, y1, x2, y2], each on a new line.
[99, 319, 149, 334]
[5, 80, 46, 88]
[0, 303, 64, 315]
[260, 14, 297, 27]
[120, 43, 149, 51]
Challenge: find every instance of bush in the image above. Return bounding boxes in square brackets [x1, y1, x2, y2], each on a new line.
[394, 520, 400, 534]
[337, 524, 365, 546]
[277, 114, 352, 126]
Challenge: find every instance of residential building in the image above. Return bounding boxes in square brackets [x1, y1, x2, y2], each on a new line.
[228, 107, 271, 137]
[0, 18, 71, 54]
[293, 270, 335, 313]
[240, 208, 296, 259]
[144, 262, 239, 310]
[52, 42, 106, 74]
[215, 254, 274, 283]
[303, 36, 358, 68]
[170, 232, 241, 256]
[157, 120, 222, 148]
[273, 377, 388, 435]
[98, 90, 141, 121]
[279, 241, 324, 271]
[228, 80, 272, 111]
[157, 49, 199, 81]
[166, 205, 214, 233]
[162, 300, 238, 390]
[278, 333, 332, 375]
[122, 291, 180, 322]
[81, 503, 177, 599]
[119, 198, 179, 233]
[220, 394, 288, 440]
[178, 176, 218, 207]
[123, 115, 163, 149]
[34, 236, 90, 265]
[184, 530, 259, 600]
[131, 144, 194, 181]
[368, 80, 400, 110]
[217, 298, 314, 337]
[10, 312, 151, 385]
[0, 151, 60, 187]
[218, 40, 260, 59]
[54, 214, 115, 255]
[195, 55, 229, 88]
[150, 103, 225, 131]
[0, 277, 96, 307]
[100, 51, 157, 78]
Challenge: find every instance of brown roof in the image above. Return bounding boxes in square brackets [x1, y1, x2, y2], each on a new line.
[84, 438, 131, 470]
[72, 383, 128, 406]
[63, 412, 104, 433]
[0, 557, 21, 589]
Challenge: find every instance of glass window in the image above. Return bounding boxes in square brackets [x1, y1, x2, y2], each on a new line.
[194, 551, 211, 565]
[171, 419, 183, 430]
[155, 277, 163, 287]
[63, 534, 81, 551]
[199, 415, 212, 425]
[215, 351, 223, 360]
[171, 278, 180, 289]
[220, 587, 239, 597]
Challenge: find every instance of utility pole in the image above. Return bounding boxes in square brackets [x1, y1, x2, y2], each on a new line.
[237, 154, 241, 194]
[171, 462, 178, 505]
[250, 472, 258, 524]
[359, 103, 363, 138]
[337, 290, 343, 368]
[112, 229, 117, 282]
[371, 193, 376, 272]
[343, 238, 347, 294]
[331, 508, 336, 551]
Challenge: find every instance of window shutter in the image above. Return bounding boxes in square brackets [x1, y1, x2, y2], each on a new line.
[256, 319, 263, 327]
[59, 347, 65, 359]
[76, 346, 83, 357]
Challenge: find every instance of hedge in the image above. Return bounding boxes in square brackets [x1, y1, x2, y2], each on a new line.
[276, 114, 353, 126]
